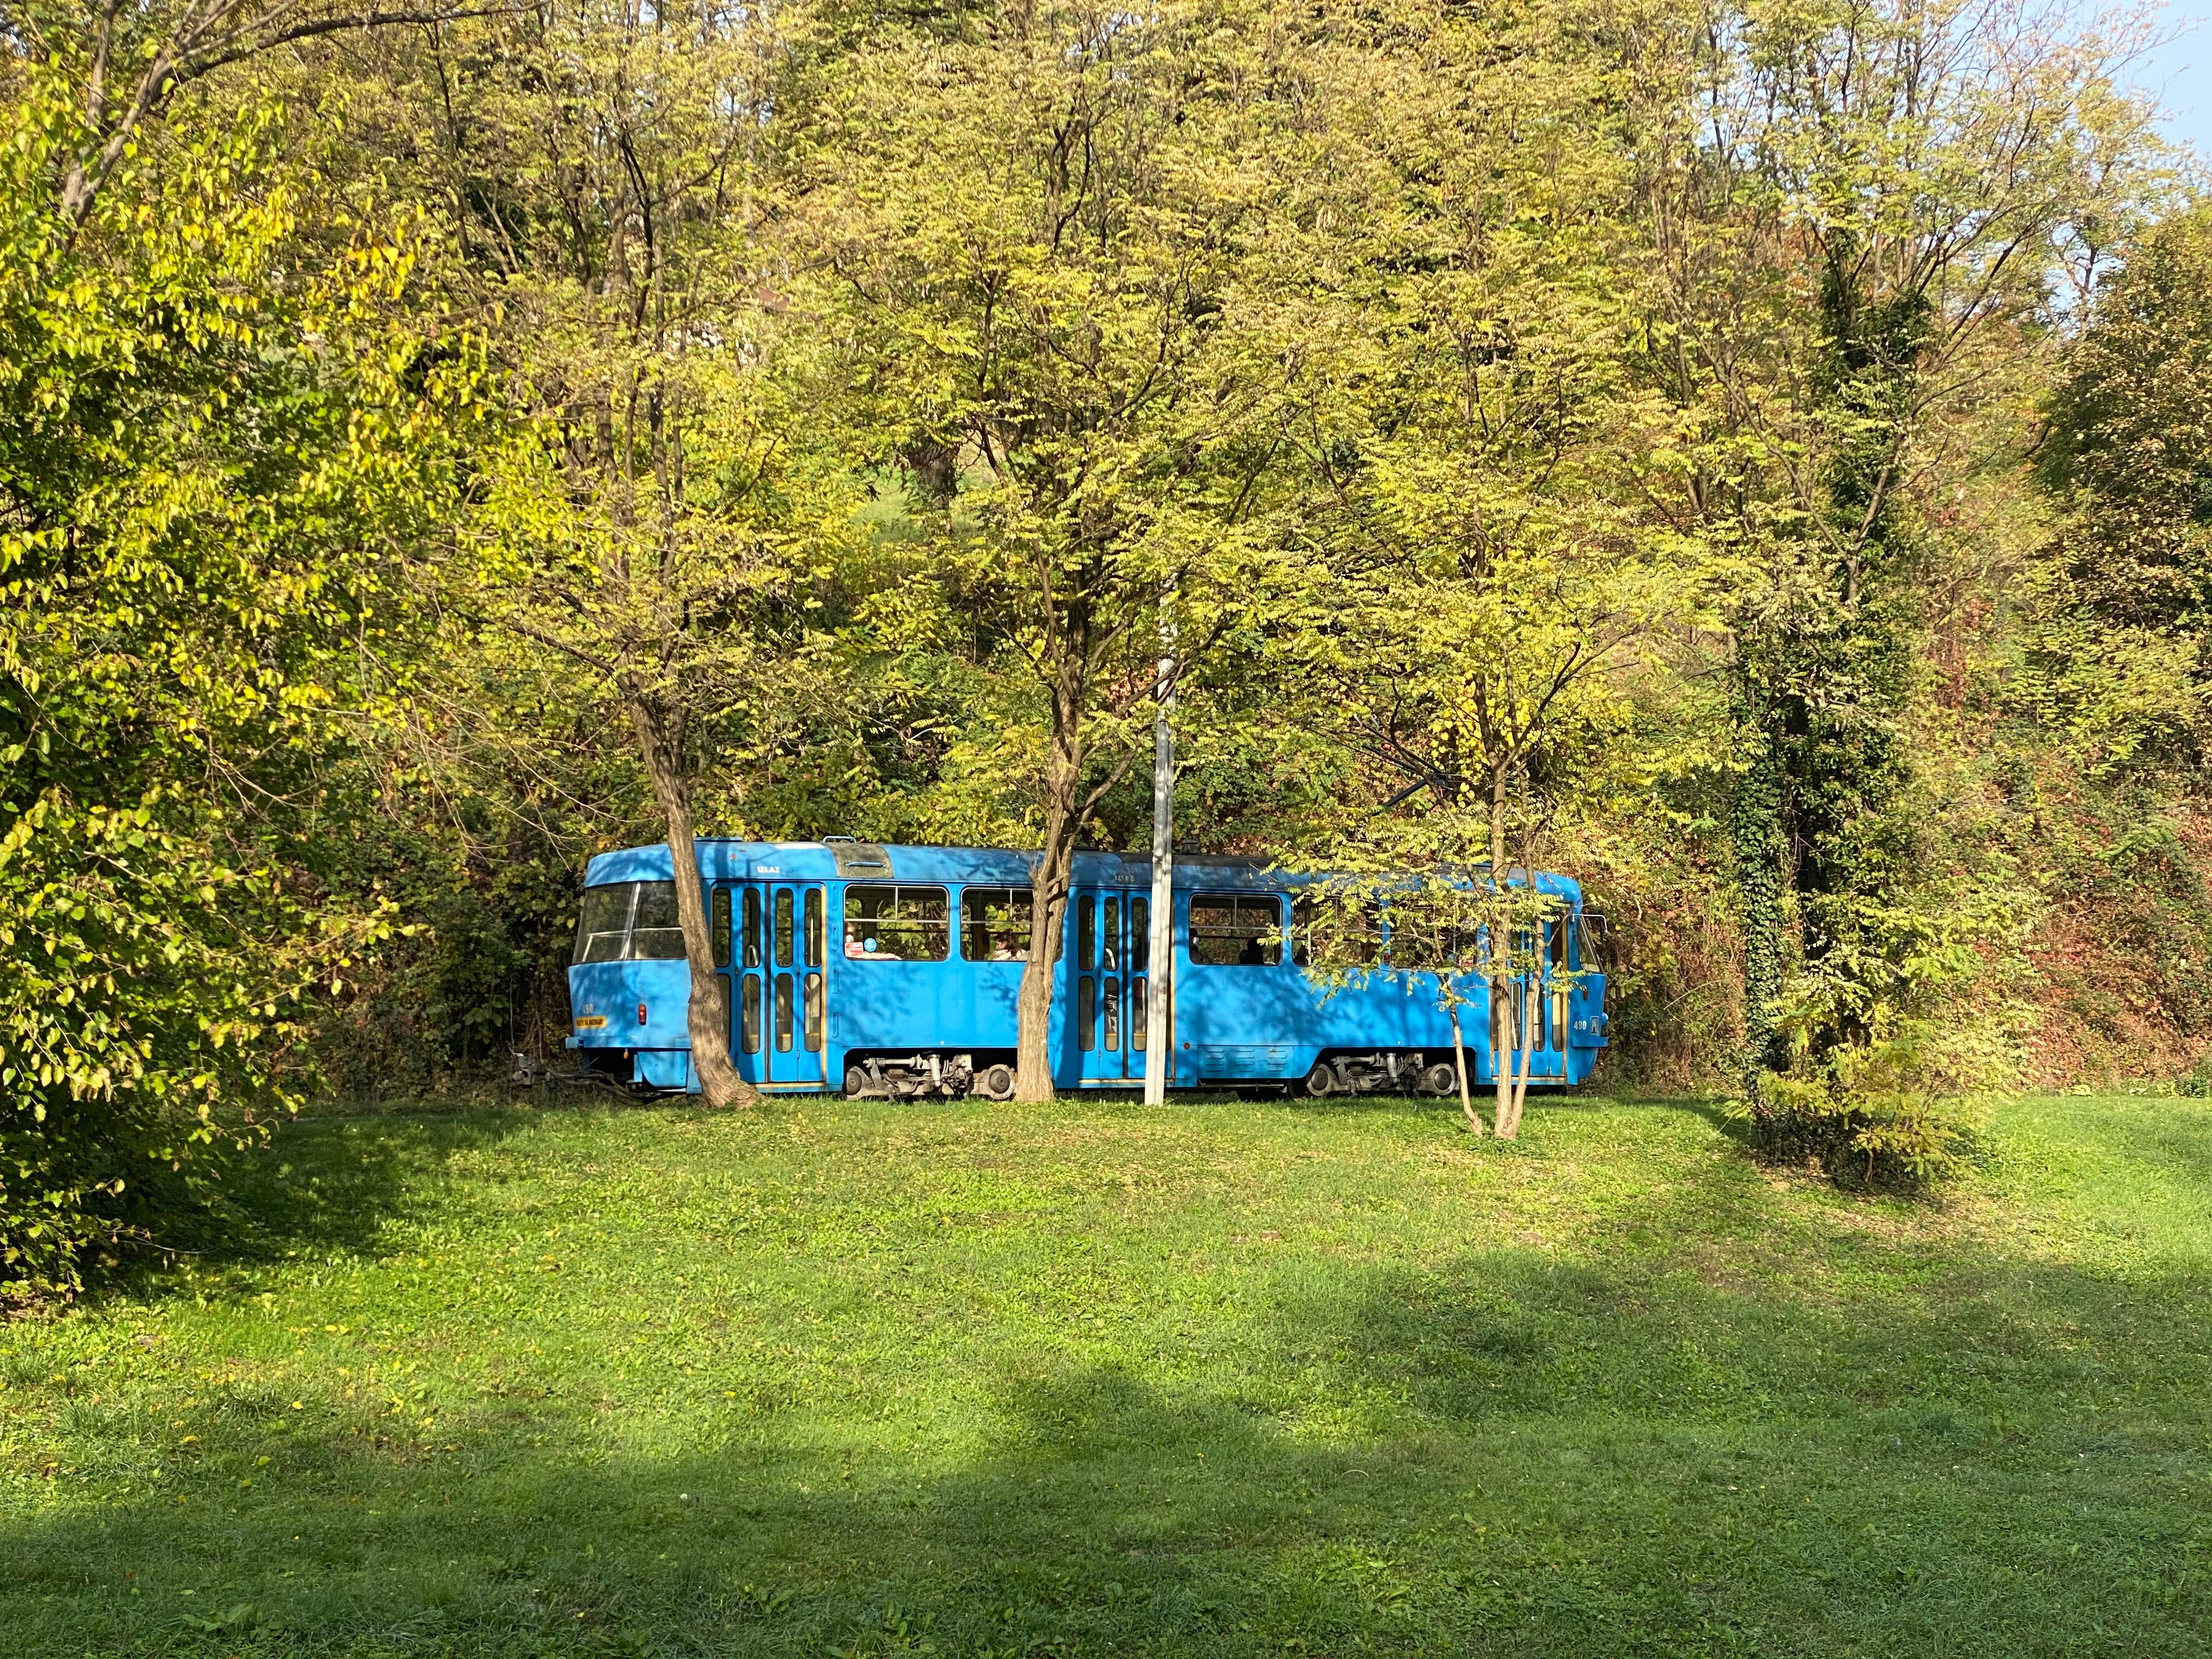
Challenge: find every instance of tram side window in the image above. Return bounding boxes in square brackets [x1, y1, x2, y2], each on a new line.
[1299, 896, 1381, 969]
[1190, 894, 1284, 966]
[711, 889, 732, 969]
[1380, 898, 1469, 971]
[845, 885, 950, 961]
[961, 887, 1034, 961]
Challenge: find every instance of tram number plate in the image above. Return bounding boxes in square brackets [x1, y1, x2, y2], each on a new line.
[573, 1016, 608, 1030]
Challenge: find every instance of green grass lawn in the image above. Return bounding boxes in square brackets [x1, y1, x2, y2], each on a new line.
[3, 1090, 2210, 1657]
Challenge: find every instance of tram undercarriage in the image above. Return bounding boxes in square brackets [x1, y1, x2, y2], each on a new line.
[842, 1051, 1018, 1102]
[1300, 1050, 1463, 1098]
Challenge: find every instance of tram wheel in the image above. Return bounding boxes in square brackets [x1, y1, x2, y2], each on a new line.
[844, 1065, 870, 1098]
[1303, 1062, 1337, 1098]
[977, 1063, 1016, 1102]
[1420, 1062, 1459, 1097]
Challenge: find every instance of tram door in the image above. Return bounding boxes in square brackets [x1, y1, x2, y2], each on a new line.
[1073, 890, 1150, 1084]
[1537, 917, 1570, 1080]
[1493, 919, 1568, 1084]
[733, 882, 827, 1087]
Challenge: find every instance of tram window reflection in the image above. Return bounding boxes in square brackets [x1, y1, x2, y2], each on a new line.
[960, 887, 1032, 961]
[845, 885, 951, 961]
[1190, 894, 1283, 966]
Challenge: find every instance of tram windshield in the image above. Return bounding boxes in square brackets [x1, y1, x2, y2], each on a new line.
[573, 881, 689, 963]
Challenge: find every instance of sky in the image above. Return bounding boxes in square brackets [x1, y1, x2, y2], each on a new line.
[2135, 2, 2212, 157]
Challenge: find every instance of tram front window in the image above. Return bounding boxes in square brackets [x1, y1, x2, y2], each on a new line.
[572, 880, 688, 963]
[574, 884, 636, 964]
[628, 882, 687, 959]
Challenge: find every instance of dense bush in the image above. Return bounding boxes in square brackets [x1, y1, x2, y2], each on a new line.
[0, 75, 465, 1300]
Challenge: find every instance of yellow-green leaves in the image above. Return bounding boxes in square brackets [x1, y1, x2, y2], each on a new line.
[0, 55, 463, 1299]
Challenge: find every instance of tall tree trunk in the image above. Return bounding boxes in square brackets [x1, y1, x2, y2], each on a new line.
[1731, 670, 1789, 1106]
[628, 693, 753, 1109]
[1015, 648, 1089, 1102]
[1488, 754, 1514, 1136]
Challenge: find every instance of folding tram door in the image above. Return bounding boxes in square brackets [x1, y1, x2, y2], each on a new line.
[1490, 915, 1568, 1085]
[726, 880, 828, 1087]
[1071, 888, 1151, 1085]
[1535, 915, 1569, 1081]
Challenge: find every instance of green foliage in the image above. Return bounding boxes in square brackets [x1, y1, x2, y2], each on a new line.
[792, 0, 1362, 1090]
[2041, 204, 2212, 640]
[306, 805, 587, 1098]
[0, 66, 470, 1297]
[1991, 204, 2212, 1085]
[1748, 1031, 1996, 1187]
[2027, 204, 2212, 769]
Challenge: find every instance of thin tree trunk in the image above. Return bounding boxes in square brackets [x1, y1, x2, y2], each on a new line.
[1489, 752, 1512, 1136]
[1500, 767, 1549, 1141]
[1492, 988, 1522, 1141]
[628, 693, 753, 1109]
[1732, 668, 1789, 1107]
[1450, 1005, 1484, 1135]
[1015, 648, 1089, 1102]
[1490, 981, 1512, 1136]
[1506, 989, 1536, 1138]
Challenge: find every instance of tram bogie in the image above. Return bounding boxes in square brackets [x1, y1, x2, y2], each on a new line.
[842, 1050, 1017, 1101]
[1301, 1050, 1463, 1098]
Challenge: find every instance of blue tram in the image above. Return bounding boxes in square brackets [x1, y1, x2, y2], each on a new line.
[566, 839, 1607, 1097]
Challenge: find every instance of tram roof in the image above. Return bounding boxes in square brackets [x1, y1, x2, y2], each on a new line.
[583, 840, 1582, 900]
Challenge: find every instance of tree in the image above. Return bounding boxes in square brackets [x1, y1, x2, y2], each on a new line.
[2030, 201, 2212, 768]
[800, 0, 1318, 1099]
[0, 54, 470, 1295]
[1260, 0, 1714, 1136]
[5, 0, 491, 223]
[370, 0, 864, 1107]
[1627, 0, 2155, 1171]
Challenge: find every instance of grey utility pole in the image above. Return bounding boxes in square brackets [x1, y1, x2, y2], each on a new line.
[1143, 634, 1176, 1106]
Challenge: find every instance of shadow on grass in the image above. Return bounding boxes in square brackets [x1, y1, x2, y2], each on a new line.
[10, 1091, 2211, 1656]
[159, 1112, 530, 1275]
[121, 1094, 675, 1298]
[2115, 1107, 2212, 1190]
[9, 1237, 2210, 1656]
[1254, 1088, 1735, 1131]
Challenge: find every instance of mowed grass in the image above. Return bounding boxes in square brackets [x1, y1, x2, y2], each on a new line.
[3, 1092, 2210, 1658]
